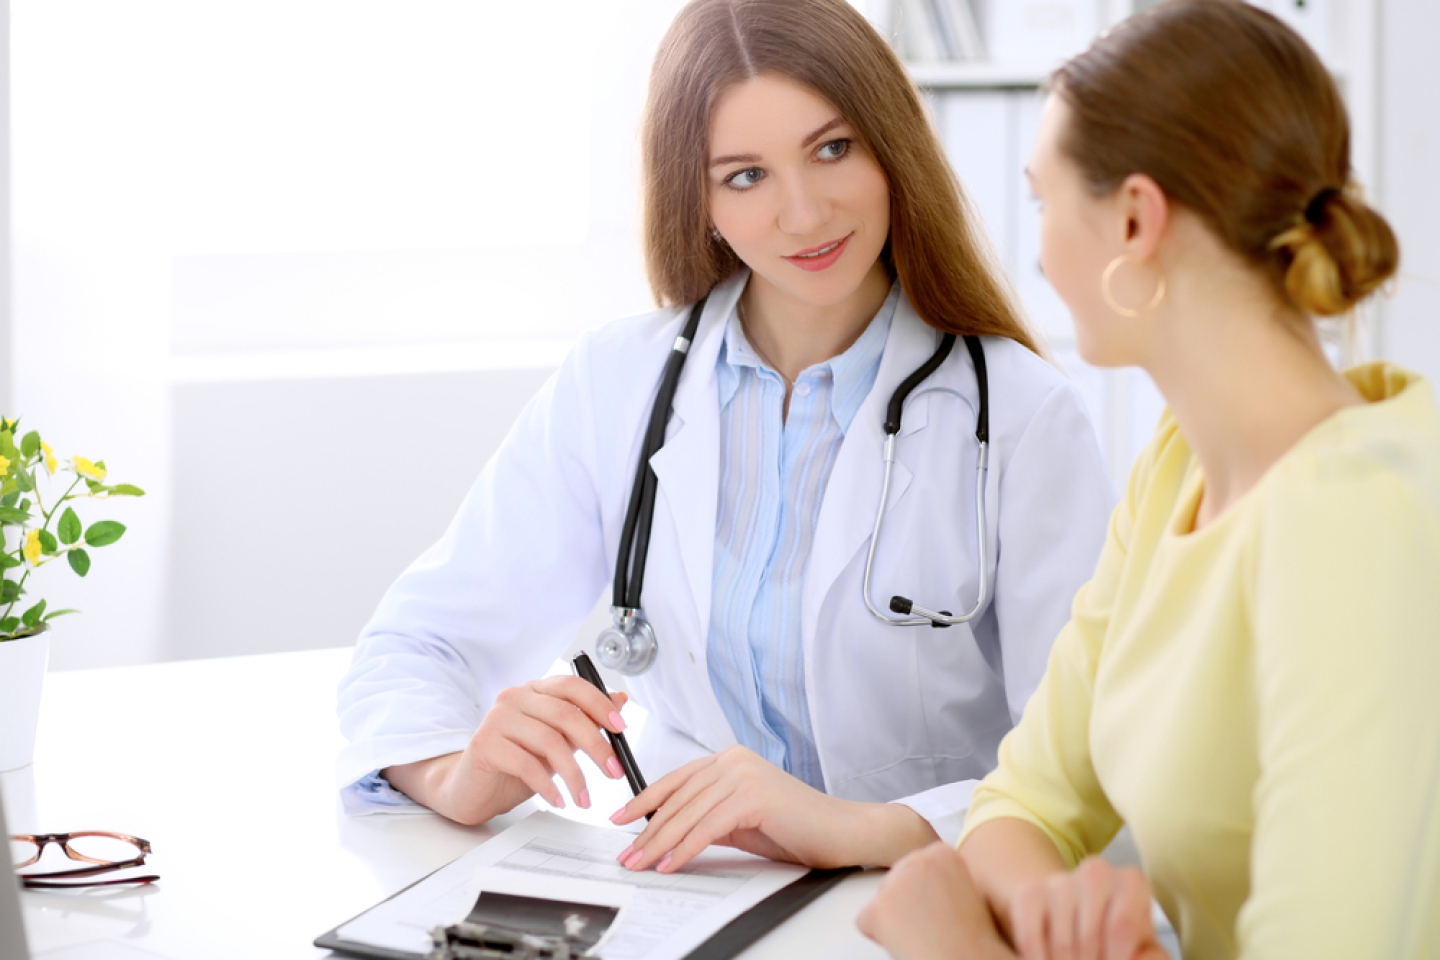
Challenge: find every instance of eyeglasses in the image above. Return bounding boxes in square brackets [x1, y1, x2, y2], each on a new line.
[9, 831, 159, 889]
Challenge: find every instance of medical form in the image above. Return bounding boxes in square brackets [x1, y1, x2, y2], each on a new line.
[325, 811, 810, 960]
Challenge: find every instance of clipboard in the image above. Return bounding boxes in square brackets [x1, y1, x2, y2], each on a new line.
[314, 863, 858, 960]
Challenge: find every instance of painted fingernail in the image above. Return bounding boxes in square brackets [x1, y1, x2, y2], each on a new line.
[616, 844, 634, 864]
[610, 807, 626, 824]
[550, 794, 565, 809]
[606, 757, 625, 779]
[656, 854, 673, 873]
[578, 789, 590, 809]
[623, 849, 644, 870]
[609, 711, 627, 732]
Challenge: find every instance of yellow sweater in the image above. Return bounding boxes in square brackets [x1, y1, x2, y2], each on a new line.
[960, 364, 1440, 959]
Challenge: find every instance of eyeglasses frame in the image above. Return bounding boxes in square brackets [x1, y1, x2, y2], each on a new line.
[10, 831, 158, 889]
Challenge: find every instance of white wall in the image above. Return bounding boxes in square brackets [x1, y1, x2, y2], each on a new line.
[9, 1, 689, 669]
[11, 4, 173, 669]
[1377, 0, 1440, 376]
[164, 366, 557, 660]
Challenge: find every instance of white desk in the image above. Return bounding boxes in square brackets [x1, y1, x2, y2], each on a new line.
[2, 648, 887, 960]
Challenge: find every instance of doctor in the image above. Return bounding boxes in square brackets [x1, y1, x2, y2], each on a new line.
[337, 0, 1112, 874]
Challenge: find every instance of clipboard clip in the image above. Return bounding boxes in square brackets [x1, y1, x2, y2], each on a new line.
[427, 919, 584, 960]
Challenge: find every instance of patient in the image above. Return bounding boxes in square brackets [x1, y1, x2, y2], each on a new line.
[857, 1, 1440, 957]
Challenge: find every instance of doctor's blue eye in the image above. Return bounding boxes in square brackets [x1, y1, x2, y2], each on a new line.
[724, 167, 763, 190]
[817, 139, 851, 161]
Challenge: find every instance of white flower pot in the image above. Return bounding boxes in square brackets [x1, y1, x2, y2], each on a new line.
[0, 627, 50, 771]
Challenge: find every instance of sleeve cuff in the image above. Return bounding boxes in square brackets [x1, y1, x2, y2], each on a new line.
[340, 770, 429, 817]
[890, 779, 979, 848]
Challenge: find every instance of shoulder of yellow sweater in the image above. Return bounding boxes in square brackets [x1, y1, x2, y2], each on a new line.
[1271, 367, 1440, 503]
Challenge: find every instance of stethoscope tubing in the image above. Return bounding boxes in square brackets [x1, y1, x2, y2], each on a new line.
[601, 299, 992, 675]
[863, 436, 990, 626]
[864, 333, 991, 627]
[612, 298, 709, 613]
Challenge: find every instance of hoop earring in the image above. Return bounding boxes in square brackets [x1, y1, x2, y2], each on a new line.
[1101, 254, 1166, 318]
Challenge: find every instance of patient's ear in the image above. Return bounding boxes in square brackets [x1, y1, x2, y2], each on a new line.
[1117, 173, 1169, 264]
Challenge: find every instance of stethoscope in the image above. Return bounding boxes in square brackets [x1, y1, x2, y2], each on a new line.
[594, 295, 991, 675]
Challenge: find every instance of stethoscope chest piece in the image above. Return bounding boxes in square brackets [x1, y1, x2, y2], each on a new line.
[595, 607, 658, 676]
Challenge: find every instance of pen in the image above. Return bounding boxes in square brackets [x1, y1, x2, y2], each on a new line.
[571, 652, 651, 820]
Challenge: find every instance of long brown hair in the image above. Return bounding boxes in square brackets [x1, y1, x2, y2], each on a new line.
[1052, 0, 1398, 317]
[640, 0, 1038, 352]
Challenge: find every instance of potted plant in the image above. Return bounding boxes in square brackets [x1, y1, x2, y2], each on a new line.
[0, 418, 143, 771]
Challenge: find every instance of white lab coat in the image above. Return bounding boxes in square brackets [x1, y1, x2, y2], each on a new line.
[337, 271, 1114, 843]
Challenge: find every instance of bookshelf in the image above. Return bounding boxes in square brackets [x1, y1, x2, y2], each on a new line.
[882, 0, 1382, 486]
[905, 60, 1056, 88]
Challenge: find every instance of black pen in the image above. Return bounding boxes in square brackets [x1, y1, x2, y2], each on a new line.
[571, 652, 651, 820]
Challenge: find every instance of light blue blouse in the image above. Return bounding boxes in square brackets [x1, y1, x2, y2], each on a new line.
[706, 285, 898, 790]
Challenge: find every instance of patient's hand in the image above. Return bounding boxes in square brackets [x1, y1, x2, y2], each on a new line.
[607, 746, 937, 873]
[1009, 856, 1168, 960]
[383, 677, 629, 826]
[858, 841, 1014, 960]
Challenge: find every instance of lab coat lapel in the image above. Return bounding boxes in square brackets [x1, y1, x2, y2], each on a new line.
[802, 294, 939, 641]
[647, 275, 745, 646]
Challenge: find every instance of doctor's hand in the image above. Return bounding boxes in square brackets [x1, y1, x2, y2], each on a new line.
[1006, 857, 1168, 960]
[607, 746, 937, 874]
[857, 841, 1014, 960]
[382, 677, 629, 826]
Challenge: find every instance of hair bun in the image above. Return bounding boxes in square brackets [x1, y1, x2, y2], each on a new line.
[1271, 185, 1399, 316]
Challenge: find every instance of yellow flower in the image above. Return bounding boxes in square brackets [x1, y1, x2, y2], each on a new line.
[41, 441, 56, 475]
[73, 456, 106, 482]
[0, 455, 8, 477]
[22, 530, 41, 565]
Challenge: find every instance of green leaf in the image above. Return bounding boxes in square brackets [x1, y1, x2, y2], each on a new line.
[108, 484, 146, 497]
[84, 479, 104, 493]
[0, 432, 17, 460]
[0, 507, 31, 524]
[0, 492, 17, 508]
[20, 599, 46, 628]
[0, 579, 19, 603]
[68, 549, 91, 577]
[0, 617, 19, 635]
[13, 471, 33, 493]
[37, 529, 57, 555]
[58, 507, 81, 545]
[0, 553, 20, 570]
[20, 431, 40, 458]
[95, 460, 107, 471]
[84, 521, 126, 548]
[41, 608, 78, 621]
[1, 479, 15, 497]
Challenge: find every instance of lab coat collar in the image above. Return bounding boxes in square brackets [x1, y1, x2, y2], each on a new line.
[646, 270, 745, 660]
[715, 283, 899, 434]
[801, 289, 949, 642]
